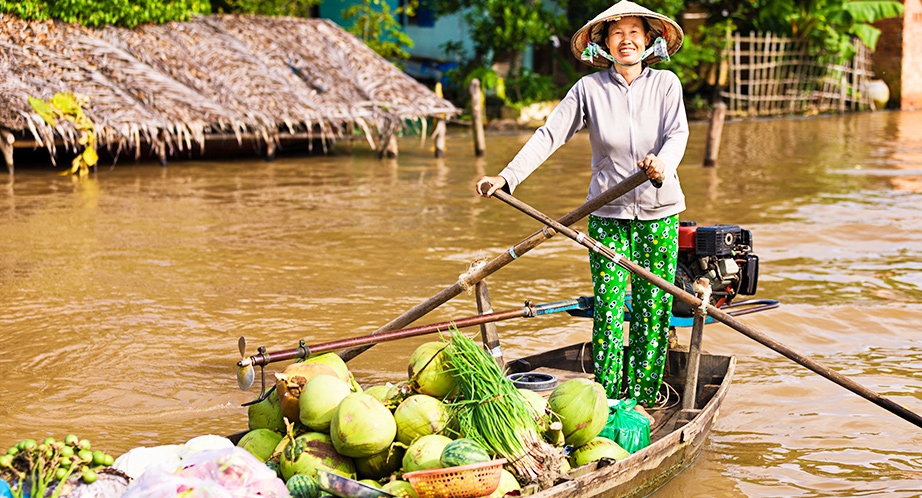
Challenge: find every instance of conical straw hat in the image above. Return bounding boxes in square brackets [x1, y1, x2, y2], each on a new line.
[570, 0, 684, 68]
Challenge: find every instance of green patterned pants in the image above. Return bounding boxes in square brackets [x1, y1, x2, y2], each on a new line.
[587, 214, 679, 407]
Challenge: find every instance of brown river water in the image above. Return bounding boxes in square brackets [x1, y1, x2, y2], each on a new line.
[3, 110, 922, 497]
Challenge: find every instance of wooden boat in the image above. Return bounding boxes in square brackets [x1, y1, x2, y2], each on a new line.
[505, 343, 734, 497]
[231, 332, 734, 498]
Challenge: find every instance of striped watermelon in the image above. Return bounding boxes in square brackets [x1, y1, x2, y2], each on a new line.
[286, 473, 320, 498]
[440, 438, 491, 468]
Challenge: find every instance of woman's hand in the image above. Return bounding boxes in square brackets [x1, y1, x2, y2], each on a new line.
[475, 175, 506, 197]
[638, 154, 665, 184]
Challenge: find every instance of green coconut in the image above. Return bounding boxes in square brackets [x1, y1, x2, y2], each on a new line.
[300, 374, 354, 432]
[394, 394, 450, 446]
[236, 428, 283, 462]
[517, 387, 549, 425]
[385, 381, 413, 407]
[548, 378, 608, 447]
[401, 434, 452, 473]
[354, 445, 405, 481]
[568, 437, 630, 468]
[407, 341, 457, 399]
[488, 469, 521, 498]
[381, 480, 419, 498]
[301, 352, 351, 384]
[363, 385, 391, 405]
[280, 432, 356, 481]
[359, 479, 382, 489]
[247, 388, 287, 432]
[330, 392, 398, 458]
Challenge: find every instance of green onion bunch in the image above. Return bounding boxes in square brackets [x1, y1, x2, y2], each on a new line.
[443, 327, 561, 486]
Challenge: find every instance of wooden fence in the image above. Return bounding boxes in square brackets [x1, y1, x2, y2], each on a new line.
[720, 32, 875, 118]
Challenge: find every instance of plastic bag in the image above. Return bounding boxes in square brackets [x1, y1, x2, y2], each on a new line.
[122, 447, 289, 498]
[598, 399, 650, 454]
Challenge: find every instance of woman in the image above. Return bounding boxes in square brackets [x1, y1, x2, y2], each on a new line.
[475, 0, 688, 408]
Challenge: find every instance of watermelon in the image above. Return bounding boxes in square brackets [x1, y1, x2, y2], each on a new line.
[286, 473, 321, 498]
[439, 438, 490, 468]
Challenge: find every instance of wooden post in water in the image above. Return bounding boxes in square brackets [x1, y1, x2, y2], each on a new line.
[703, 101, 727, 167]
[433, 82, 447, 158]
[470, 78, 486, 157]
[475, 280, 504, 368]
[0, 129, 13, 175]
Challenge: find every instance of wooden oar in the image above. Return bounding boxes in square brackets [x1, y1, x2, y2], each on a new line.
[491, 189, 922, 429]
[337, 171, 653, 362]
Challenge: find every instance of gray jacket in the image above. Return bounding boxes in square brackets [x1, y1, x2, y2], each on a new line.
[498, 66, 688, 220]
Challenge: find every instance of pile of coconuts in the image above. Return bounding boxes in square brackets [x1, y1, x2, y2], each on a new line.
[237, 340, 629, 498]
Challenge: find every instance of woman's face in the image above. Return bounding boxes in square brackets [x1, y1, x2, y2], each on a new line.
[606, 17, 649, 65]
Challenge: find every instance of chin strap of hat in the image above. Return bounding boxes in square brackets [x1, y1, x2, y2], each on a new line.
[582, 36, 670, 66]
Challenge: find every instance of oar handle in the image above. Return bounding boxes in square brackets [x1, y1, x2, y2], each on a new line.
[491, 189, 922, 430]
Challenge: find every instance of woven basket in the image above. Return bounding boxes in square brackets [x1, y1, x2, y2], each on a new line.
[403, 459, 507, 498]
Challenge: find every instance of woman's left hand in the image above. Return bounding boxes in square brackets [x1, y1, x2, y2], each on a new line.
[638, 154, 665, 184]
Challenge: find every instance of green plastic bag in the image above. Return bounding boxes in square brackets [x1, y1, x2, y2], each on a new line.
[598, 399, 650, 453]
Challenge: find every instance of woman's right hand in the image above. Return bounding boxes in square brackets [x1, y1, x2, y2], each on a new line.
[475, 175, 506, 197]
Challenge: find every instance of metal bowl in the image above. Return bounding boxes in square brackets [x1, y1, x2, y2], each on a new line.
[506, 372, 558, 391]
[315, 470, 395, 498]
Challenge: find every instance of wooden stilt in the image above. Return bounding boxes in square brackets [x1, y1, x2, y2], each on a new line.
[266, 140, 276, 162]
[0, 129, 13, 175]
[433, 119, 446, 158]
[475, 280, 504, 368]
[470, 79, 486, 157]
[385, 134, 398, 158]
[434, 82, 447, 158]
[703, 102, 727, 167]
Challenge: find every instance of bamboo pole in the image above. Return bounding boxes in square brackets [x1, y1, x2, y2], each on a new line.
[0, 129, 13, 175]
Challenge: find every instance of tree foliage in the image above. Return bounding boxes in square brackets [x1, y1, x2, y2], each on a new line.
[0, 0, 211, 27]
[702, 0, 903, 57]
[211, 0, 319, 17]
[343, 0, 415, 61]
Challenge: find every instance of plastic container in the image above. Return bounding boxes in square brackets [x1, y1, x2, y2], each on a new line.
[403, 459, 506, 498]
[506, 372, 557, 391]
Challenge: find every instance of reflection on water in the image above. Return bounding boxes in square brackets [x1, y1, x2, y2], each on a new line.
[2, 110, 922, 496]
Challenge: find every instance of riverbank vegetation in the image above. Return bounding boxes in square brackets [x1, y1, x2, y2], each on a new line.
[0, 0, 905, 119]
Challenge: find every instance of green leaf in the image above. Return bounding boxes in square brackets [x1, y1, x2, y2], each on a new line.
[27, 95, 56, 126]
[843, 1, 904, 23]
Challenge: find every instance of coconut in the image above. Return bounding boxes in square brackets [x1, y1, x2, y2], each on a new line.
[393, 394, 450, 446]
[568, 437, 630, 468]
[359, 479, 382, 489]
[276, 363, 339, 423]
[381, 480, 419, 497]
[354, 445, 405, 481]
[547, 378, 608, 447]
[488, 469, 521, 498]
[301, 352, 364, 392]
[236, 428, 283, 462]
[300, 374, 353, 432]
[517, 387, 549, 425]
[407, 342, 457, 399]
[364, 385, 390, 405]
[330, 392, 398, 458]
[385, 380, 413, 407]
[280, 432, 356, 481]
[247, 388, 286, 432]
[401, 434, 452, 472]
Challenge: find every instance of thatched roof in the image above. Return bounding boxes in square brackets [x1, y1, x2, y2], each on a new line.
[0, 13, 459, 160]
